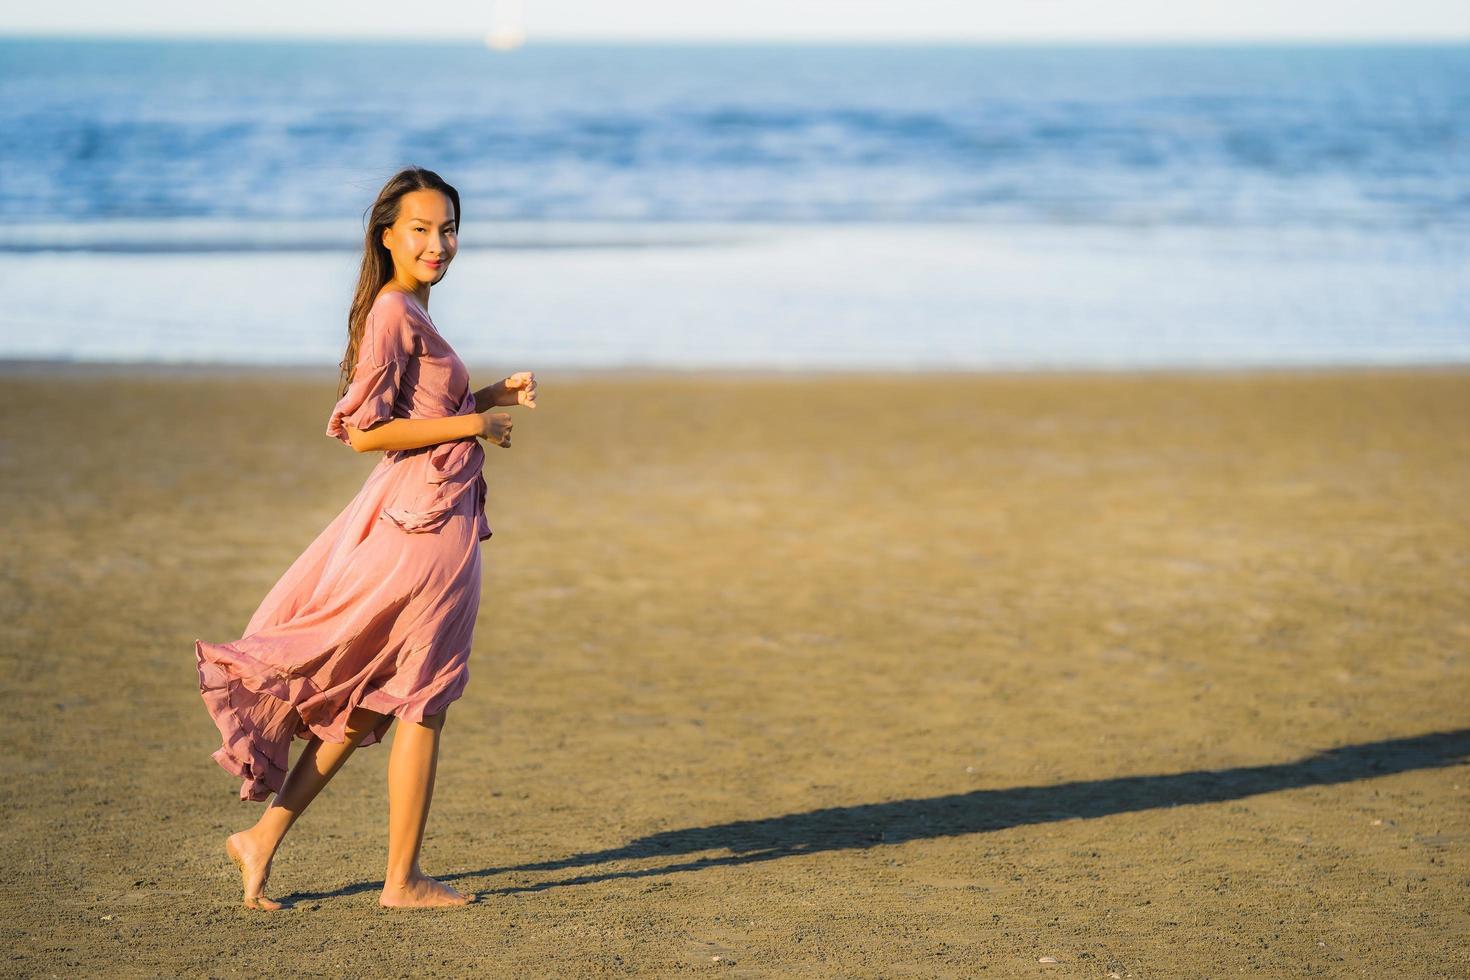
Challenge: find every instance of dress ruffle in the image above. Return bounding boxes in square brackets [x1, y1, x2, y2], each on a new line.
[326, 355, 407, 447]
[195, 638, 337, 802]
[195, 633, 471, 802]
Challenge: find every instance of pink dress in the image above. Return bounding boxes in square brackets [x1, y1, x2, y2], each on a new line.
[195, 289, 491, 802]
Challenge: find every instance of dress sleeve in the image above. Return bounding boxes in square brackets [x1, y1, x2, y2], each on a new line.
[325, 301, 415, 447]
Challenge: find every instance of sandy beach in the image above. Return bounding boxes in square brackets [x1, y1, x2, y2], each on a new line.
[2, 363, 1467, 977]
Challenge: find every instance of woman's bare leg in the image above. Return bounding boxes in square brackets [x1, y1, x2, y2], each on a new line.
[226, 704, 389, 910]
[379, 707, 469, 908]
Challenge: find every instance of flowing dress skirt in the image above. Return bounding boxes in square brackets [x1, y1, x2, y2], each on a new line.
[195, 448, 485, 802]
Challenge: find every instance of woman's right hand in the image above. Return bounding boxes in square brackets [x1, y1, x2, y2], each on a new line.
[478, 411, 513, 448]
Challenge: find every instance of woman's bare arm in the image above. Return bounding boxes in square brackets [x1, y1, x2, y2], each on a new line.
[345, 414, 482, 454]
[473, 373, 537, 413]
[472, 380, 508, 413]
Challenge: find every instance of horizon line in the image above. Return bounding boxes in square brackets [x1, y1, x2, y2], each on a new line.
[3, 30, 1468, 46]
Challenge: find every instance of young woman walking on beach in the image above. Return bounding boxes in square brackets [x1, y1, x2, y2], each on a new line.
[194, 166, 536, 910]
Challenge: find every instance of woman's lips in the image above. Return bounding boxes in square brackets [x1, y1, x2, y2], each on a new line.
[422, 259, 443, 268]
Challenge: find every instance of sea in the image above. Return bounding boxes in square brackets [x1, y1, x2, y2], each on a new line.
[0, 37, 1466, 370]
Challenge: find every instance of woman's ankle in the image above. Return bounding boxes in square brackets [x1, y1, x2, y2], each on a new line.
[383, 865, 426, 888]
[245, 817, 288, 855]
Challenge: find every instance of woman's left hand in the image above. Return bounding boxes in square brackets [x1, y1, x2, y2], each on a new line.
[503, 371, 537, 409]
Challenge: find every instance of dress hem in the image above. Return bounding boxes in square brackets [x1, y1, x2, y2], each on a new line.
[195, 638, 469, 803]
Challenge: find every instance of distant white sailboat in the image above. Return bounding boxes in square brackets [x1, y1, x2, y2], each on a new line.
[485, 0, 526, 51]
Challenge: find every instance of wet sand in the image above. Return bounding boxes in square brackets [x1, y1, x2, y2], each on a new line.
[2, 364, 1467, 977]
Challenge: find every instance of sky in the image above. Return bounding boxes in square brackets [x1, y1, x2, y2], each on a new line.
[2, 0, 1468, 42]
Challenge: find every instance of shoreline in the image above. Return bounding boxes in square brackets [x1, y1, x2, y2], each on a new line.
[4, 356, 1470, 383]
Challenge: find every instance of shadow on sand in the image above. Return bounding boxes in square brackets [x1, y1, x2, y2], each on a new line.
[282, 728, 1468, 905]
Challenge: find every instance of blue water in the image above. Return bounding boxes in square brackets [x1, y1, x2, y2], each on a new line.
[0, 38, 1466, 368]
[3, 38, 1467, 231]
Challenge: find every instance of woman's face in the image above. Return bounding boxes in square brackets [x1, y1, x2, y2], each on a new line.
[381, 188, 458, 286]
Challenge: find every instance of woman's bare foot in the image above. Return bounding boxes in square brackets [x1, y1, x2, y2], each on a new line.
[226, 830, 283, 911]
[379, 873, 471, 908]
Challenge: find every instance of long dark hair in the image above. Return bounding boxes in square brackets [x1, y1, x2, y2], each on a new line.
[337, 166, 461, 399]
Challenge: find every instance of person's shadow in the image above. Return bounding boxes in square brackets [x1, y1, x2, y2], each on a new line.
[282, 727, 1468, 905]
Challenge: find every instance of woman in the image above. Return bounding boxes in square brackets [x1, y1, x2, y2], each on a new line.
[194, 166, 536, 910]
